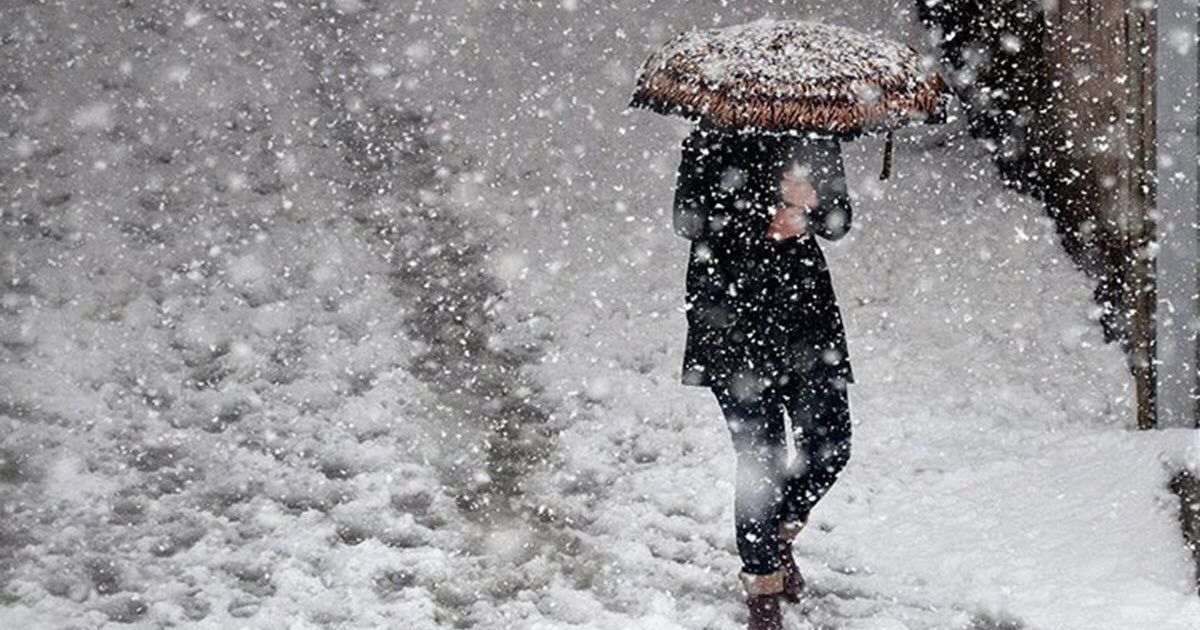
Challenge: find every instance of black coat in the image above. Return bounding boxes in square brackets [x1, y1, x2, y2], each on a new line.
[673, 125, 855, 391]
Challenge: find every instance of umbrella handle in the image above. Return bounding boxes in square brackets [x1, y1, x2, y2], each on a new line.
[880, 131, 894, 180]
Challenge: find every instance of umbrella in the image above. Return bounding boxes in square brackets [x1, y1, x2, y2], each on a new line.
[629, 20, 951, 177]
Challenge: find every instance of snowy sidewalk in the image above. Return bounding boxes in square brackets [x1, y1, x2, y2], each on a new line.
[497, 133, 1200, 629]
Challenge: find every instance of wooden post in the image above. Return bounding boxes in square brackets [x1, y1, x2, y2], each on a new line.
[1130, 1, 1158, 430]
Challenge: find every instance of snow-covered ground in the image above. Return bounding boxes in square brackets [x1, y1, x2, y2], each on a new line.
[2, 1, 1198, 629]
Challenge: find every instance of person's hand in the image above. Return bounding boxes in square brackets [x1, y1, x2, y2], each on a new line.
[767, 169, 817, 241]
[781, 169, 818, 209]
[766, 204, 809, 241]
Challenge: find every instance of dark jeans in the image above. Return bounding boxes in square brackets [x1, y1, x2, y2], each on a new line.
[712, 371, 852, 575]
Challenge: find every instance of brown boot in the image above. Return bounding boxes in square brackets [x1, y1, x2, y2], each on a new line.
[778, 521, 806, 603]
[739, 570, 785, 630]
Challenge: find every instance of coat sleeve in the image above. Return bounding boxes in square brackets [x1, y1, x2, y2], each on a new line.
[672, 130, 714, 240]
[794, 139, 852, 241]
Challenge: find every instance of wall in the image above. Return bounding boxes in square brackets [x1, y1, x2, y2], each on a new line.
[918, 0, 1162, 426]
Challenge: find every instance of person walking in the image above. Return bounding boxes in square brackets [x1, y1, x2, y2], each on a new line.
[673, 121, 854, 630]
[631, 20, 948, 629]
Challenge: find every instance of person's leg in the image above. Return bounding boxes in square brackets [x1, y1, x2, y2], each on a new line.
[780, 372, 852, 526]
[712, 384, 790, 576]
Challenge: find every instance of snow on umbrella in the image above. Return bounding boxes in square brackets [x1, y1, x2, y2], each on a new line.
[629, 20, 951, 177]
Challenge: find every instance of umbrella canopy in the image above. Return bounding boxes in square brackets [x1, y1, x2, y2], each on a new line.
[630, 20, 949, 137]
